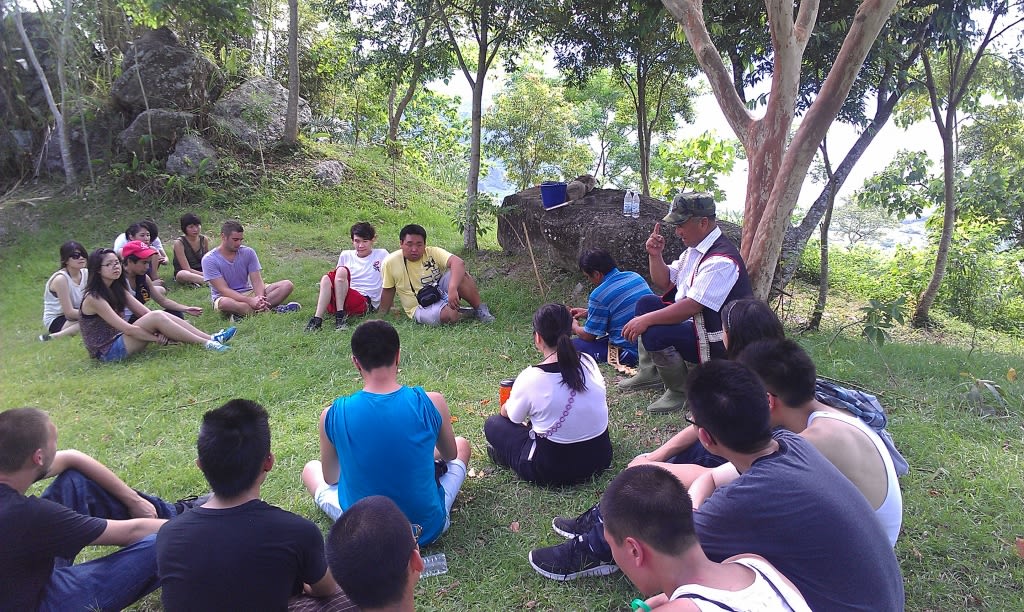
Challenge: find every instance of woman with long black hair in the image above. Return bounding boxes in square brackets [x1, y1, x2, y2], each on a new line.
[40, 241, 89, 342]
[79, 249, 234, 362]
[484, 303, 612, 486]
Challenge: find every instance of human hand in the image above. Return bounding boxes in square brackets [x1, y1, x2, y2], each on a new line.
[569, 307, 587, 319]
[628, 453, 653, 468]
[126, 495, 158, 519]
[645, 222, 665, 255]
[447, 288, 460, 310]
[622, 316, 649, 342]
[159, 255, 169, 265]
[184, 306, 203, 317]
[154, 332, 170, 346]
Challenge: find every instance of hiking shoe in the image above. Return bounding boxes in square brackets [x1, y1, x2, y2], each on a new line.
[305, 316, 323, 332]
[528, 535, 619, 581]
[476, 303, 496, 323]
[274, 301, 302, 314]
[205, 340, 230, 352]
[486, 444, 502, 466]
[212, 326, 236, 344]
[334, 312, 349, 330]
[552, 504, 602, 539]
[174, 493, 212, 515]
[457, 306, 478, 319]
[39, 334, 51, 342]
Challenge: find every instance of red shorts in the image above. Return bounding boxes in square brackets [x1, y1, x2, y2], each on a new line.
[325, 267, 371, 316]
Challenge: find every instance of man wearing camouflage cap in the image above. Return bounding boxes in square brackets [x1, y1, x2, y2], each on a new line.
[621, 192, 753, 413]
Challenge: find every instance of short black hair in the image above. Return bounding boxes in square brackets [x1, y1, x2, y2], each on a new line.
[601, 465, 697, 556]
[399, 224, 426, 242]
[221, 220, 244, 236]
[59, 240, 87, 268]
[350, 222, 376, 240]
[180, 213, 202, 232]
[721, 299, 785, 360]
[351, 320, 400, 371]
[125, 222, 147, 239]
[326, 495, 415, 609]
[686, 360, 773, 454]
[737, 338, 817, 406]
[140, 219, 159, 241]
[196, 399, 271, 498]
[578, 249, 617, 276]
[0, 408, 50, 472]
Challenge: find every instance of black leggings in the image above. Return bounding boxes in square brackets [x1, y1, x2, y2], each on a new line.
[484, 415, 612, 487]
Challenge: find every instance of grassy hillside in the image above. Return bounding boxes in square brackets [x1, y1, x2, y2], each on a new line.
[1, 144, 1023, 610]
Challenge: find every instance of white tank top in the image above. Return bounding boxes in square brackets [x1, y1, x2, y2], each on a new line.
[669, 556, 811, 611]
[42, 268, 88, 327]
[807, 410, 903, 546]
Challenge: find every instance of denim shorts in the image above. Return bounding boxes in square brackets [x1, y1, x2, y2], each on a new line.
[98, 335, 129, 362]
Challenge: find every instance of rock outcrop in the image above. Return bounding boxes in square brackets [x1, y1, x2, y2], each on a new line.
[498, 187, 743, 287]
[166, 134, 217, 176]
[211, 77, 311, 150]
[118, 109, 196, 161]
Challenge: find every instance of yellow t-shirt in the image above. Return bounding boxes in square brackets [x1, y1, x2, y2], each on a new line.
[381, 246, 452, 317]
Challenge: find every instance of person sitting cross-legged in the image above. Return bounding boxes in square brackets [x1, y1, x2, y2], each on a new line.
[378, 223, 495, 325]
[202, 220, 299, 317]
[306, 221, 389, 332]
[157, 399, 349, 611]
[601, 464, 810, 611]
[302, 319, 471, 545]
[0, 407, 195, 611]
[326, 495, 422, 612]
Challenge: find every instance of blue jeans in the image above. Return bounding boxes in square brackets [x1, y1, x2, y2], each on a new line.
[571, 337, 638, 366]
[38, 470, 175, 611]
[634, 295, 700, 363]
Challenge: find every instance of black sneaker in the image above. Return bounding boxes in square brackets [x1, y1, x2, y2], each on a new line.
[39, 334, 52, 342]
[334, 312, 349, 330]
[486, 444, 502, 466]
[551, 504, 602, 538]
[528, 535, 619, 581]
[305, 316, 323, 332]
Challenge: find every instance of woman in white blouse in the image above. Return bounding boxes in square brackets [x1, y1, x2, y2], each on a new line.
[484, 303, 613, 486]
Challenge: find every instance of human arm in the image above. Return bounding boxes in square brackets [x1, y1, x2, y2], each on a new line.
[249, 269, 271, 310]
[572, 319, 599, 341]
[207, 277, 266, 311]
[689, 463, 740, 509]
[153, 238, 169, 264]
[630, 425, 699, 466]
[318, 407, 340, 486]
[304, 571, 341, 597]
[84, 294, 162, 343]
[444, 254, 466, 311]
[46, 449, 158, 518]
[91, 517, 166, 546]
[146, 277, 202, 316]
[621, 297, 704, 342]
[377, 287, 397, 316]
[429, 391, 458, 462]
[50, 273, 81, 321]
[646, 223, 672, 290]
[172, 238, 198, 274]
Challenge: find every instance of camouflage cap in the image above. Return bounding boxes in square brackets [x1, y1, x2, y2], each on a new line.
[663, 192, 716, 225]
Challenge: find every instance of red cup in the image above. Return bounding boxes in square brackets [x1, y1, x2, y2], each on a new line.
[499, 378, 516, 406]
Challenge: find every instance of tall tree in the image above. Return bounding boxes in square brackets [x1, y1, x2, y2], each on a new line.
[283, 0, 299, 144]
[902, 4, 1024, 326]
[551, 0, 697, 195]
[436, 0, 539, 250]
[662, 0, 900, 299]
[563, 69, 630, 184]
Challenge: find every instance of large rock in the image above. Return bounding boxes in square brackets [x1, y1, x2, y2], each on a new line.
[166, 134, 217, 176]
[312, 160, 349, 186]
[42, 103, 125, 177]
[111, 27, 223, 118]
[211, 77, 311, 150]
[118, 109, 196, 161]
[498, 187, 743, 287]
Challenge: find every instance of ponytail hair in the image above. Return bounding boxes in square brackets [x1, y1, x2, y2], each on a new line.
[533, 303, 587, 393]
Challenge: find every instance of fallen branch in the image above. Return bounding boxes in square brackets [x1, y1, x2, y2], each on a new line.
[523, 222, 546, 298]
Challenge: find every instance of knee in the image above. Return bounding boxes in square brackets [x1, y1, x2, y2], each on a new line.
[336, 267, 351, 283]
[635, 294, 665, 315]
[455, 436, 472, 464]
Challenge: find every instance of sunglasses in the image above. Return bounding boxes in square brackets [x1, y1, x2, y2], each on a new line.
[70, 252, 86, 259]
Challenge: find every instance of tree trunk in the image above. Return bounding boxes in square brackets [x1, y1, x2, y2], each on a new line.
[807, 141, 835, 331]
[913, 120, 956, 327]
[464, 63, 485, 251]
[636, 68, 651, 196]
[283, 0, 299, 144]
[14, 4, 76, 188]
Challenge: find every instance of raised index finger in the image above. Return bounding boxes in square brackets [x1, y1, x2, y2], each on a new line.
[653, 222, 661, 236]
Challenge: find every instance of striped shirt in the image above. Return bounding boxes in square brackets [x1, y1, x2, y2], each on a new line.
[583, 268, 655, 351]
[668, 227, 740, 310]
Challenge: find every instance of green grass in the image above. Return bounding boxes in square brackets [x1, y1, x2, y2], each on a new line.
[2, 146, 1024, 610]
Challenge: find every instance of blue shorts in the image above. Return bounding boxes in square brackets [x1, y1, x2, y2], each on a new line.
[98, 335, 129, 362]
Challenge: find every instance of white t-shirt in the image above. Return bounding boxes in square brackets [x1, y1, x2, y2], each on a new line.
[503, 354, 608, 444]
[114, 233, 164, 257]
[337, 248, 389, 307]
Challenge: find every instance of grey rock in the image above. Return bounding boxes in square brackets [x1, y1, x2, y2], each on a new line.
[118, 109, 195, 161]
[42, 104, 125, 177]
[312, 160, 349, 186]
[211, 77, 311, 149]
[498, 187, 743, 289]
[111, 27, 223, 118]
[166, 134, 217, 176]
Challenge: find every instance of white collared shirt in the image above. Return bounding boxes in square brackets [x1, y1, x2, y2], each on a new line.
[667, 226, 740, 310]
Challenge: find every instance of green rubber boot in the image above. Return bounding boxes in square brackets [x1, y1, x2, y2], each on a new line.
[646, 347, 689, 414]
[617, 338, 664, 392]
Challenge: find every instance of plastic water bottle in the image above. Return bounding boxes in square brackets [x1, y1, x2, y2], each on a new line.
[420, 553, 449, 578]
[623, 190, 631, 216]
[631, 191, 640, 218]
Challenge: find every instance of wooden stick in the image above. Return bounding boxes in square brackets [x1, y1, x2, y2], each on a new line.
[522, 222, 546, 298]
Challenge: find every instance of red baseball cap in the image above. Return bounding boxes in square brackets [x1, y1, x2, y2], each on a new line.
[122, 240, 157, 260]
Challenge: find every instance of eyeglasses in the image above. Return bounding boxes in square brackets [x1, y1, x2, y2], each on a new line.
[411, 523, 423, 543]
[684, 413, 698, 428]
[70, 252, 86, 259]
[101, 261, 121, 268]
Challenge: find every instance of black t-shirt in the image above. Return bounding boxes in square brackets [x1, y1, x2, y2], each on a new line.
[0, 483, 107, 611]
[156, 499, 329, 612]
